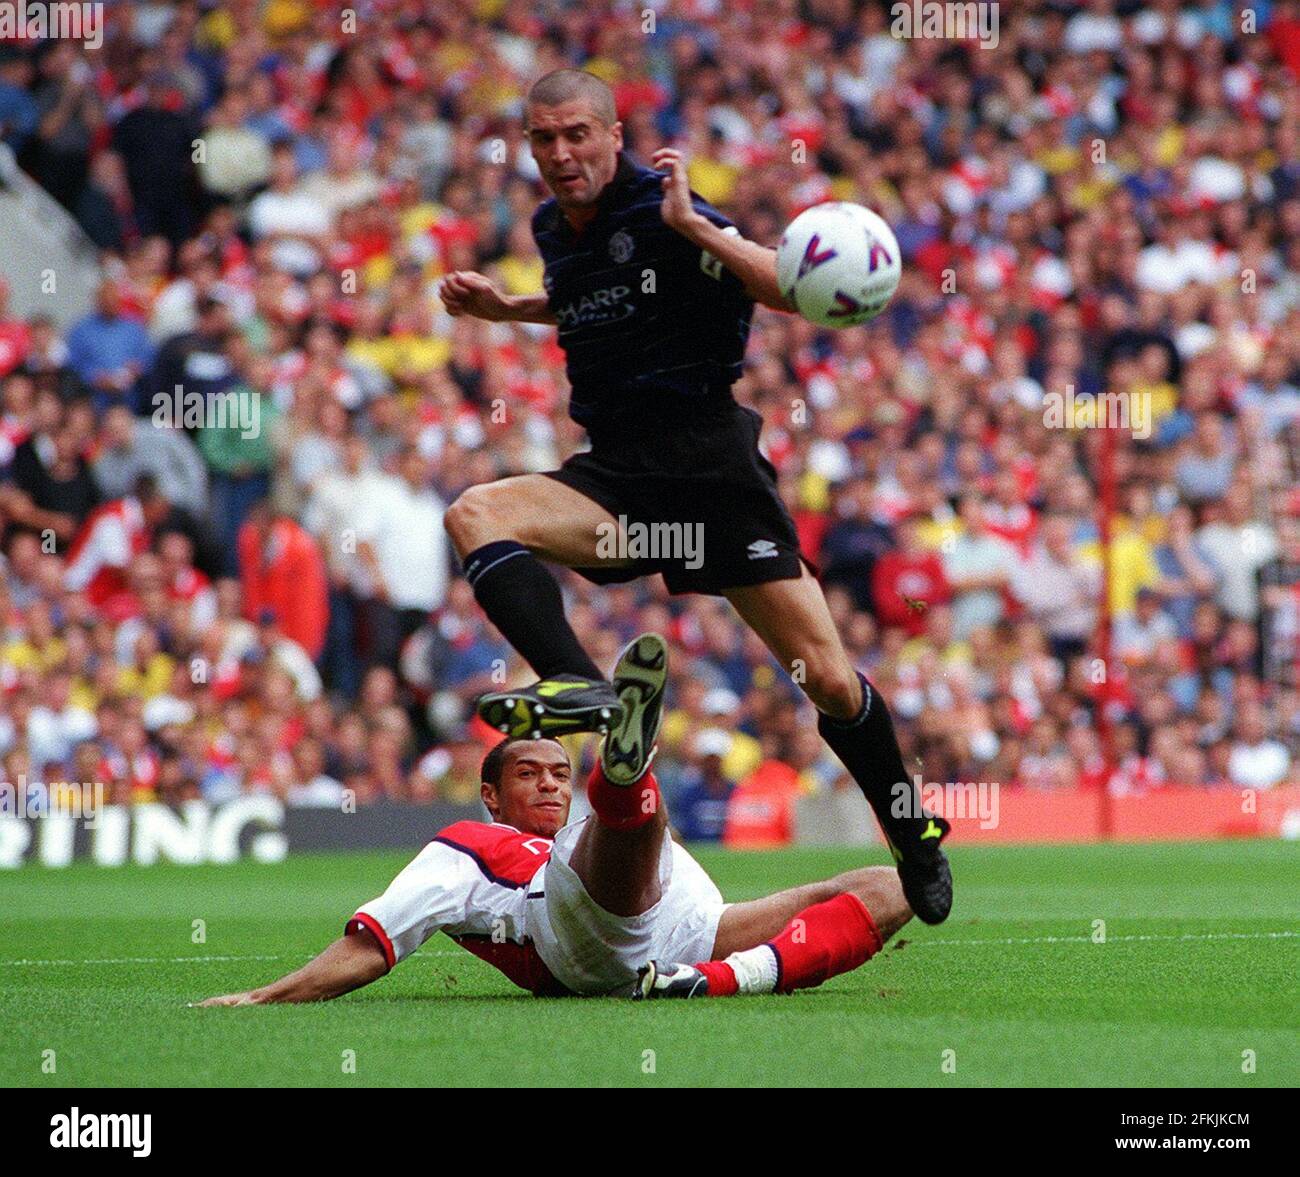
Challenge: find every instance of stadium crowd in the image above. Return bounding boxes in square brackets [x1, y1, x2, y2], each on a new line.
[0, 0, 1297, 842]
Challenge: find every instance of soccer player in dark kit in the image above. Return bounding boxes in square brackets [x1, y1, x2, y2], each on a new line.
[437, 69, 952, 924]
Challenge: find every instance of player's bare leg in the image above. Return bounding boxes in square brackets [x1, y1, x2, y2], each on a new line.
[446, 475, 631, 737]
[567, 634, 669, 917]
[723, 567, 952, 924]
[635, 866, 910, 999]
[711, 865, 912, 953]
[446, 473, 630, 568]
[568, 782, 668, 916]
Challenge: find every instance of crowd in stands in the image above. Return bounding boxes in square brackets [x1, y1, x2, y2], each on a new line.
[0, 1, 1296, 843]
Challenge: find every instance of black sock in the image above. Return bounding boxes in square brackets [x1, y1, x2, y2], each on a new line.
[463, 541, 603, 681]
[817, 674, 938, 853]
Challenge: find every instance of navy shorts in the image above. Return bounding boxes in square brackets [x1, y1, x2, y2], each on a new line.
[545, 403, 813, 596]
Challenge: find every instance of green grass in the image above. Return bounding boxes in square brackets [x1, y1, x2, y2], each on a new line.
[2, 841, 1296, 1086]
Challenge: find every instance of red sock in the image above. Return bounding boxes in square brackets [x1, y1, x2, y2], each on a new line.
[586, 763, 660, 831]
[693, 960, 739, 996]
[769, 892, 882, 993]
[694, 893, 883, 997]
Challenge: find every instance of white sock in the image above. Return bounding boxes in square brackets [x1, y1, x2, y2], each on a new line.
[724, 945, 779, 994]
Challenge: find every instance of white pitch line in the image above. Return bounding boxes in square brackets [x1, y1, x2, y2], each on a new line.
[1, 932, 1294, 969]
[0, 953, 290, 967]
[0, 949, 468, 967]
[900, 930, 1299, 948]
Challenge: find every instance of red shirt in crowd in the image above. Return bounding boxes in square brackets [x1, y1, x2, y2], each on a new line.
[236, 517, 329, 659]
[872, 550, 952, 636]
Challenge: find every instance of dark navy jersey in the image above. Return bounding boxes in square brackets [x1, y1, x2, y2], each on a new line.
[532, 152, 755, 429]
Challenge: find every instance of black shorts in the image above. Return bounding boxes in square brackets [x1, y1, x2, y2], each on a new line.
[545, 403, 813, 596]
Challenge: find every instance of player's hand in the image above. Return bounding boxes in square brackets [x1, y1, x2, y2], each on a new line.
[652, 148, 702, 234]
[437, 271, 514, 321]
[193, 991, 260, 1007]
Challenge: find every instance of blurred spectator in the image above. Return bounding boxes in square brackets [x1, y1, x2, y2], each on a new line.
[0, 279, 31, 377]
[63, 475, 171, 610]
[1196, 484, 1280, 621]
[236, 500, 328, 661]
[723, 734, 801, 849]
[1114, 587, 1179, 662]
[74, 150, 136, 253]
[1228, 701, 1293, 789]
[672, 728, 736, 843]
[942, 495, 1016, 640]
[111, 70, 202, 248]
[0, 47, 38, 154]
[1011, 515, 1102, 661]
[353, 445, 448, 671]
[29, 42, 101, 211]
[872, 512, 951, 637]
[93, 404, 208, 517]
[66, 282, 154, 413]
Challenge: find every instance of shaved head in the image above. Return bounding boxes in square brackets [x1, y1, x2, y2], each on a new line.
[526, 69, 616, 128]
[523, 69, 623, 215]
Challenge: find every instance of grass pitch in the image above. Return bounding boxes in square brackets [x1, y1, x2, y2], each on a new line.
[2, 841, 1296, 1087]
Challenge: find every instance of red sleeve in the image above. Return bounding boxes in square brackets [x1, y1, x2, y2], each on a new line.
[346, 912, 395, 971]
[291, 530, 329, 660]
[236, 522, 265, 621]
[927, 554, 953, 603]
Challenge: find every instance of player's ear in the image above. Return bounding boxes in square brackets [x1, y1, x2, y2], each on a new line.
[481, 781, 500, 820]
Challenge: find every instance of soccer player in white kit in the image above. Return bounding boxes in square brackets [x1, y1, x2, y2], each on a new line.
[197, 635, 913, 1004]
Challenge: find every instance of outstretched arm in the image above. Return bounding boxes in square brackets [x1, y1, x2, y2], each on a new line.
[652, 147, 795, 313]
[438, 271, 559, 325]
[196, 930, 389, 1006]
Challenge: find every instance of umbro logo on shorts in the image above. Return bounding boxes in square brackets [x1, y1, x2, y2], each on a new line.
[747, 539, 779, 559]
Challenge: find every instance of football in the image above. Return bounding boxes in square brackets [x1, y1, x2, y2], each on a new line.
[776, 202, 902, 327]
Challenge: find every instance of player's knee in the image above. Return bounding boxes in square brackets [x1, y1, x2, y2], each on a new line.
[801, 659, 861, 718]
[445, 484, 510, 553]
[836, 867, 910, 941]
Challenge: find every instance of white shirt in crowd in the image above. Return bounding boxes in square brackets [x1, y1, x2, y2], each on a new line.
[1136, 239, 1231, 294]
[302, 464, 390, 594]
[1228, 740, 1292, 789]
[1195, 521, 1279, 621]
[353, 474, 448, 612]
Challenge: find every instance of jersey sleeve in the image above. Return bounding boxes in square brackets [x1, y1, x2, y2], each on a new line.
[346, 840, 481, 969]
[684, 192, 749, 298]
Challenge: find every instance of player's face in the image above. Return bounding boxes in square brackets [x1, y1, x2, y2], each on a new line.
[525, 99, 622, 209]
[487, 742, 573, 838]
